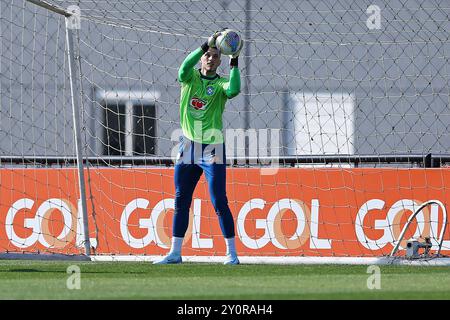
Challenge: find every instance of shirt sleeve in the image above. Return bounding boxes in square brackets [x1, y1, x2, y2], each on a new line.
[178, 47, 204, 83]
[222, 67, 241, 99]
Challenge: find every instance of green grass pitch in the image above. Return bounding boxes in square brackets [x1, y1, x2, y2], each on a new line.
[0, 260, 449, 299]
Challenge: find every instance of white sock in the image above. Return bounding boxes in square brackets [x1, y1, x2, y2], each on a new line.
[225, 237, 237, 257]
[169, 236, 184, 256]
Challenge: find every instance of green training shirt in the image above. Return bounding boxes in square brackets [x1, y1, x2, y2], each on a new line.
[178, 47, 241, 144]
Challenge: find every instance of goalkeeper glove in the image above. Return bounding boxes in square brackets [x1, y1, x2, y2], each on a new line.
[207, 30, 223, 48]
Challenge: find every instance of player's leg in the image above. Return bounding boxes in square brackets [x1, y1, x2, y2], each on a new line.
[153, 163, 202, 264]
[173, 163, 203, 237]
[153, 139, 203, 264]
[201, 161, 239, 265]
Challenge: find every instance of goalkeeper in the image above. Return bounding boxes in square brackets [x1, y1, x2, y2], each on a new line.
[154, 30, 243, 265]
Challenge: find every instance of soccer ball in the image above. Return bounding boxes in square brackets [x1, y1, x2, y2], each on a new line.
[215, 29, 242, 56]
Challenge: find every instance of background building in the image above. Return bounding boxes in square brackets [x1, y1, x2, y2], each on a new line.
[1, 0, 449, 161]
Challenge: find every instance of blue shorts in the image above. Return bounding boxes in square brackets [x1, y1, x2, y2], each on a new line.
[176, 136, 226, 165]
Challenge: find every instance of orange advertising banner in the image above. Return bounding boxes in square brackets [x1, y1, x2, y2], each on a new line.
[0, 168, 449, 257]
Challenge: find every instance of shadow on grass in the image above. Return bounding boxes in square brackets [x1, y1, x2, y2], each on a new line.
[6, 269, 42, 273]
[1, 269, 148, 275]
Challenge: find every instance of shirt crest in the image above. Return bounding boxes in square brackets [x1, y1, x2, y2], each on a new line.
[206, 86, 215, 96]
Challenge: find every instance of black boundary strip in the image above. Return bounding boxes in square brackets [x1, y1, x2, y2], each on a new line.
[1, 154, 449, 167]
[0, 300, 447, 318]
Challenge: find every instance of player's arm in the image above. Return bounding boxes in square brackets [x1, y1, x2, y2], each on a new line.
[178, 31, 222, 83]
[224, 63, 241, 99]
[223, 41, 244, 99]
[178, 47, 203, 83]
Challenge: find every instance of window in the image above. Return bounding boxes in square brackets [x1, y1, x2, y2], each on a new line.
[284, 92, 354, 155]
[97, 90, 160, 156]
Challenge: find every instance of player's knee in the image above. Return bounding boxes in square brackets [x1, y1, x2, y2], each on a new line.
[175, 197, 192, 212]
[212, 199, 231, 216]
[175, 189, 192, 201]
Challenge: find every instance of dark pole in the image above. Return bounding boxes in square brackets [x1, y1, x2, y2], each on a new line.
[244, 0, 251, 155]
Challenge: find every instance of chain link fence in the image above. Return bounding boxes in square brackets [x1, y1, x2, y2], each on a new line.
[1, 0, 450, 164]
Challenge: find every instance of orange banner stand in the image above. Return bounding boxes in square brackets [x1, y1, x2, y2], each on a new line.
[0, 168, 449, 257]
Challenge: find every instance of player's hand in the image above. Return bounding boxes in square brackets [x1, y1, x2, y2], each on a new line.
[207, 30, 222, 48]
[230, 40, 244, 58]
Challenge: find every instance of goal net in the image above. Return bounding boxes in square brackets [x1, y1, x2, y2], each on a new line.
[1, 0, 449, 263]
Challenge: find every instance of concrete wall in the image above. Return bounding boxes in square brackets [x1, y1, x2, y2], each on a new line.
[1, 0, 449, 158]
